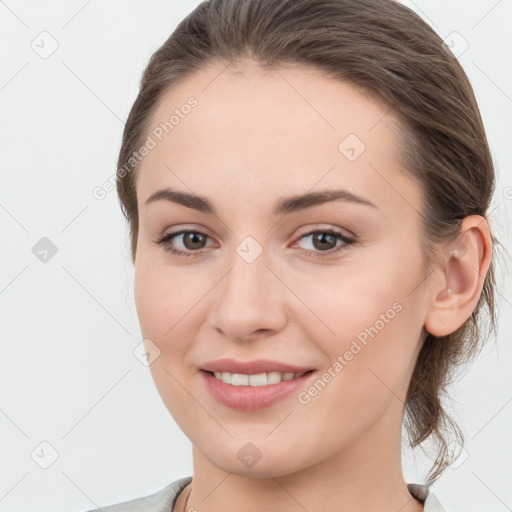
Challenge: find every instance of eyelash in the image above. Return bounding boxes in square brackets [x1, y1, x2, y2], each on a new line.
[153, 227, 357, 259]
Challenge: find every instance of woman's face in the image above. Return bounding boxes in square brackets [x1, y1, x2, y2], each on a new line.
[133, 60, 431, 477]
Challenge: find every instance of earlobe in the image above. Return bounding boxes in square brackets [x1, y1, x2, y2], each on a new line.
[424, 215, 492, 337]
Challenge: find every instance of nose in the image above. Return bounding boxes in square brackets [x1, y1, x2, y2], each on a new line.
[207, 244, 288, 342]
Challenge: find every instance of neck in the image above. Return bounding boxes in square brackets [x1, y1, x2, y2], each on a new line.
[181, 402, 424, 512]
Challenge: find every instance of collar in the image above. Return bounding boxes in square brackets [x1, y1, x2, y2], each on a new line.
[407, 483, 446, 511]
[169, 478, 446, 511]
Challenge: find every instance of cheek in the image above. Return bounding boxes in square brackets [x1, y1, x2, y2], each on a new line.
[133, 263, 194, 405]
[295, 262, 403, 344]
[302, 237, 424, 346]
[134, 265, 196, 427]
[296, 294, 420, 448]
[134, 267, 164, 339]
[134, 260, 194, 338]
[134, 260, 201, 370]
[296, 253, 424, 407]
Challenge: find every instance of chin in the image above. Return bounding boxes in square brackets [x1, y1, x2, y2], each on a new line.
[201, 441, 311, 479]
[218, 458, 301, 479]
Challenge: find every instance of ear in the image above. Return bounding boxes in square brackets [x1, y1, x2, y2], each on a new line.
[424, 215, 492, 337]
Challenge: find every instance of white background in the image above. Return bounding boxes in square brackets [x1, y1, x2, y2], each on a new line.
[0, 1, 511, 511]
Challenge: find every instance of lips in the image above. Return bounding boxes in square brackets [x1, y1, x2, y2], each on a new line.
[199, 358, 317, 411]
[201, 369, 316, 411]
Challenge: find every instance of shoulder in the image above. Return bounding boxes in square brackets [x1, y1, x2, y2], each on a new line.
[407, 482, 446, 512]
[81, 476, 193, 512]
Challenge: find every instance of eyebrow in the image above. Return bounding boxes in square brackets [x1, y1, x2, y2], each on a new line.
[144, 187, 378, 215]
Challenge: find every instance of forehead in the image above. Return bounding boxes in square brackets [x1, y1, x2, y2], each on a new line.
[136, 60, 419, 217]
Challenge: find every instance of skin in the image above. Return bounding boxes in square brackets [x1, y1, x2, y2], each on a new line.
[132, 59, 492, 512]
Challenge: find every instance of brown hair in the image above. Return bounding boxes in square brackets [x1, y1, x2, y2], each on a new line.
[116, 0, 502, 485]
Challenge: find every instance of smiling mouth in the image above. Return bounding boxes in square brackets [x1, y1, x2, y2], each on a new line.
[200, 368, 317, 411]
[203, 369, 315, 386]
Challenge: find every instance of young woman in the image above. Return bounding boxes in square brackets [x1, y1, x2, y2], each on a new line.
[85, 0, 501, 510]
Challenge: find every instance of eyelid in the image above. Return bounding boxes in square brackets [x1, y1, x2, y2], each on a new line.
[294, 223, 355, 239]
[158, 224, 215, 242]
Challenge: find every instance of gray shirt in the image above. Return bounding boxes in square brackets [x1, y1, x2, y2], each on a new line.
[84, 476, 446, 511]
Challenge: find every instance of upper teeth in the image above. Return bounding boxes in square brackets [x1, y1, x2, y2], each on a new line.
[213, 371, 307, 386]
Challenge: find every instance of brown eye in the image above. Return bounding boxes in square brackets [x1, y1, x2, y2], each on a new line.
[181, 232, 207, 250]
[310, 232, 338, 251]
[154, 230, 212, 257]
[294, 228, 355, 256]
